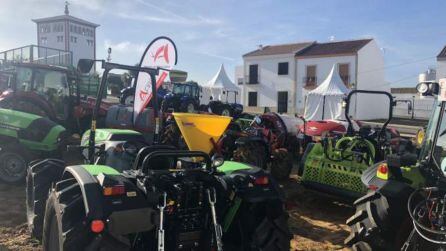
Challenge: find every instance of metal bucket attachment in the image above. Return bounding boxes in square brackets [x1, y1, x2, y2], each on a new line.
[173, 113, 231, 154]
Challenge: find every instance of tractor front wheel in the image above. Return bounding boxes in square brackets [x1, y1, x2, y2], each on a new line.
[345, 191, 411, 251]
[0, 147, 29, 183]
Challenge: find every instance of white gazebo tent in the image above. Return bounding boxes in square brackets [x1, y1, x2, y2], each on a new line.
[202, 64, 240, 103]
[304, 64, 351, 120]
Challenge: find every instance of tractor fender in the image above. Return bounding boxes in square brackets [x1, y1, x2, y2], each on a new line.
[226, 167, 285, 203]
[61, 165, 104, 220]
[361, 161, 416, 196]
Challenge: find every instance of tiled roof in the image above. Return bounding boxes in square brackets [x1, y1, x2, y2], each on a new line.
[243, 42, 314, 57]
[295, 39, 373, 57]
[32, 15, 100, 27]
[437, 45, 446, 59]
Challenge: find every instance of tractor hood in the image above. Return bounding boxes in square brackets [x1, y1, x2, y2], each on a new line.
[0, 108, 67, 151]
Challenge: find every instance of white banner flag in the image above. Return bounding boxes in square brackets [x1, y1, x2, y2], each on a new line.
[133, 37, 177, 123]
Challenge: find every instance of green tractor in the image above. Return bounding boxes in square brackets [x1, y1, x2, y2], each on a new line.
[0, 108, 67, 183]
[344, 81, 446, 250]
[299, 90, 403, 198]
[26, 58, 291, 250]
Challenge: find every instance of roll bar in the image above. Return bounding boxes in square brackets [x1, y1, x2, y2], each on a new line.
[344, 90, 394, 138]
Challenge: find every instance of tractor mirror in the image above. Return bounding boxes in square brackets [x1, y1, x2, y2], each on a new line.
[211, 155, 224, 168]
[77, 59, 95, 74]
[169, 70, 187, 83]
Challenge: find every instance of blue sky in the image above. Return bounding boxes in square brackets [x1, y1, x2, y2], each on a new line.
[1, 0, 445, 86]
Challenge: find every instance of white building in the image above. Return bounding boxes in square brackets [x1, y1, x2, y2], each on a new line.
[437, 46, 446, 81]
[241, 39, 389, 119]
[32, 3, 99, 66]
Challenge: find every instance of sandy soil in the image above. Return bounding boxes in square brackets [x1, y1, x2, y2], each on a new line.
[0, 176, 354, 251]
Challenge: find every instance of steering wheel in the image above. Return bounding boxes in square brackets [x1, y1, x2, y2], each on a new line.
[122, 140, 148, 157]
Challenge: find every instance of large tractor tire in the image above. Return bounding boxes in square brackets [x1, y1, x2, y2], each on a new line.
[0, 145, 30, 183]
[270, 149, 293, 181]
[160, 123, 187, 150]
[42, 179, 127, 250]
[180, 101, 196, 113]
[26, 159, 65, 241]
[344, 191, 411, 251]
[233, 142, 267, 170]
[220, 106, 232, 117]
[224, 200, 291, 251]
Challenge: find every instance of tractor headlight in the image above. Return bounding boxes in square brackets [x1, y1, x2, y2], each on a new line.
[416, 82, 429, 95]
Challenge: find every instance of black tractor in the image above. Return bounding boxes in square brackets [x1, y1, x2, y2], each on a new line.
[26, 58, 291, 250]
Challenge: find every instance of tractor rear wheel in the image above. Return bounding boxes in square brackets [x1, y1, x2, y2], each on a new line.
[224, 200, 291, 251]
[161, 123, 187, 150]
[269, 149, 293, 181]
[26, 159, 65, 241]
[344, 191, 411, 251]
[220, 107, 232, 117]
[42, 179, 127, 250]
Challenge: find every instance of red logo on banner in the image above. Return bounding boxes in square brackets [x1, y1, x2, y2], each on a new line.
[151, 44, 170, 64]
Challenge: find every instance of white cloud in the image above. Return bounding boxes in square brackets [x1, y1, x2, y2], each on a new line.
[104, 40, 145, 53]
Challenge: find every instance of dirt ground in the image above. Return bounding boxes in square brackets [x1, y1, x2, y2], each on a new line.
[0, 175, 353, 251]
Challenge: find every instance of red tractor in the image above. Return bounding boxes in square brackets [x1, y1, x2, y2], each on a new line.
[232, 112, 301, 181]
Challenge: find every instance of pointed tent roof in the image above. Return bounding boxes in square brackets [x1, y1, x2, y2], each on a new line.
[205, 64, 239, 91]
[308, 64, 350, 96]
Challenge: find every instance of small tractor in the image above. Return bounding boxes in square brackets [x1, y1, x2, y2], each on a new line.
[344, 81, 446, 250]
[232, 112, 301, 181]
[26, 58, 291, 250]
[204, 90, 244, 117]
[299, 90, 403, 198]
[0, 108, 68, 183]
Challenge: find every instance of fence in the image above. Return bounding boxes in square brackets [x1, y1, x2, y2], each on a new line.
[0, 45, 72, 67]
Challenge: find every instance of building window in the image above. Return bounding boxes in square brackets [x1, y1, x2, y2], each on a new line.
[53, 23, 63, 32]
[57, 36, 63, 42]
[248, 92, 257, 106]
[237, 77, 243, 85]
[40, 37, 47, 45]
[87, 39, 94, 46]
[278, 62, 289, 75]
[70, 36, 77, 43]
[248, 64, 258, 84]
[304, 65, 317, 86]
[40, 24, 51, 33]
[338, 63, 350, 86]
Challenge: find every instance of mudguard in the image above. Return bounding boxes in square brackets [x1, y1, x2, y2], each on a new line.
[61, 165, 105, 220]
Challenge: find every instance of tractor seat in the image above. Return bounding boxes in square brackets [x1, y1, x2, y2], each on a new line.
[133, 145, 177, 171]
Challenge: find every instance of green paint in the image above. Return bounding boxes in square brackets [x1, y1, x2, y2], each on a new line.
[81, 129, 142, 146]
[217, 161, 252, 174]
[82, 165, 120, 176]
[223, 197, 242, 232]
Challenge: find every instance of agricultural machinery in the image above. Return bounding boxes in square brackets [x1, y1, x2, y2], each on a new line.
[232, 112, 301, 181]
[161, 81, 201, 113]
[0, 108, 68, 183]
[204, 90, 244, 117]
[26, 58, 290, 250]
[344, 81, 446, 250]
[299, 90, 405, 198]
[0, 61, 107, 133]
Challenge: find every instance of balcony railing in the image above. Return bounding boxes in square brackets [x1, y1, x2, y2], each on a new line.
[303, 76, 317, 86]
[0, 45, 73, 67]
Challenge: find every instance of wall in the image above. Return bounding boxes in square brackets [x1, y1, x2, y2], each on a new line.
[355, 39, 388, 120]
[67, 21, 95, 66]
[437, 59, 446, 81]
[234, 65, 244, 103]
[296, 55, 356, 113]
[243, 54, 296, 113]
[392, 93, 434, 119]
